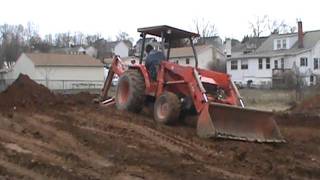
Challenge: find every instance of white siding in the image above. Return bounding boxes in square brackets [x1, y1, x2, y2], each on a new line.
[227, 58, 273, 85]
[114, 41, 129, 57]
[4, 53, 104, 90]
[35, 66, 104, 89]
[4, 54, 37, 80]
[227, 49, 320, 86]
[311, 41, 320, 75]
[35, 66, 104, 81]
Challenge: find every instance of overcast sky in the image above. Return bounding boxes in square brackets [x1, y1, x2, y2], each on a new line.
[1, 0, 319, 42]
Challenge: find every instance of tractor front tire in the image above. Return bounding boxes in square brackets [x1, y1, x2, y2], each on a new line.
[115, 70, 145, 113]
[154, 92, 181, 125]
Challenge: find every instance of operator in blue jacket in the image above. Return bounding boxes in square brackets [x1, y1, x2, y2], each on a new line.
[145, 44, 165, 81]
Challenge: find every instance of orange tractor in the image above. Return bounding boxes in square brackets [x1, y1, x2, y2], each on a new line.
[99, 25, 284, 143]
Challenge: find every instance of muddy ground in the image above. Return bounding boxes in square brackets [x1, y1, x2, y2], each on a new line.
[0, 75, 319, 180]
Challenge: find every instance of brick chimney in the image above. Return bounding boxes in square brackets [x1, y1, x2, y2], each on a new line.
[298, 21, 304, 48]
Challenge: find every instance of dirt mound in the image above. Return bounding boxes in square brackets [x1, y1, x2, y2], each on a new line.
[0, 74, 58, 110]
[290, 94, 320, 116]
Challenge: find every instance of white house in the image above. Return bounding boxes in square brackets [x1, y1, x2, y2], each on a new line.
[3, 53, 105, 90]
[114, 41, 130, 58]
[169, 45, 226, 72]
[227, 21, 320, 87]
[94, 40, 132, 59]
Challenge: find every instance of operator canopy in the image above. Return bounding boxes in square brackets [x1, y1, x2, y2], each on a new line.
[138, 25, 200, 40]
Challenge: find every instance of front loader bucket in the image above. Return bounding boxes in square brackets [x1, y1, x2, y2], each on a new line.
[197, 103, 285, 143]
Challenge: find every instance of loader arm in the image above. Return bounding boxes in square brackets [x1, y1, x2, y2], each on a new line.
[157, 61, 285, 143]
[158, 62, 238, 113]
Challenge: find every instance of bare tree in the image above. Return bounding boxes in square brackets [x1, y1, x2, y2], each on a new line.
[72, 32, 85, 46]
[116, 31, 133, 43]
[267, 17, 296, 34]
[0, 24, 27, 68]
[54, 32, 73, 47]
[85, 33, 101, 46]
[249, 15, 268, 37]
[193, 18, 218, 37]
[44, 34, 53, 46]
[25, 22, 39, 46]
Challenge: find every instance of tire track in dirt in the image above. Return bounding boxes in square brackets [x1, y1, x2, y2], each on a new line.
[112, 120, 253, 180]
[0, 128, 104, 179]
[0, 114, 114, 179]
[73, 110, 254, 179]
[0, 159, 50, 180]
[76, 109, 219, 159]
[29, 114, 113, 168]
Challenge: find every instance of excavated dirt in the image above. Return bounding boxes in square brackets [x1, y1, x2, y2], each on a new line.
[0, 75, 319, 179]
[0, 74, 61, 111]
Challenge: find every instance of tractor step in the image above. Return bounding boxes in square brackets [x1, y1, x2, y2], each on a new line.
[100, 97, 115, 106]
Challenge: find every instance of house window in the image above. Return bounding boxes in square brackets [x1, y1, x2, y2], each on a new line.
[258, 58, 263, 69]
[310, 76, 315, 85]
[274, 60, 278, 69]
[266, 58, 270, 69]
[231, 60, 238, 70]
[281, 58, 284, 69]
[186, 58, 190, 64]
[314, 58, 319, 69]
[300, 57, 308, 67]
[282, 39, 287, 49]
[277, 40, 281, 49]
[241, 60, 248, 69]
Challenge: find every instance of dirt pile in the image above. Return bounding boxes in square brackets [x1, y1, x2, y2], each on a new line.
[0, 74, 58, 110]
[290, 94, 320, 116]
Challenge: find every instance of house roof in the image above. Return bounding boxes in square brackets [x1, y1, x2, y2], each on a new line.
[169, 45, 212, 58]
[25, 53, 103, 67]
[258, 31, 320, 53]
[232, 36, 268, 53]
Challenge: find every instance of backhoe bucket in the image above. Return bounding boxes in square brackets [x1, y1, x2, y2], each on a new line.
[197, 103, 285, 143]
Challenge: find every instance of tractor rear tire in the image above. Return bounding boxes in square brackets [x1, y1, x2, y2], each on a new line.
[154, 92, 181, 125]
[115, 70, 145, 113]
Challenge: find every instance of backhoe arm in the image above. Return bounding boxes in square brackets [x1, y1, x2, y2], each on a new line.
[100, 56, 125, 101]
